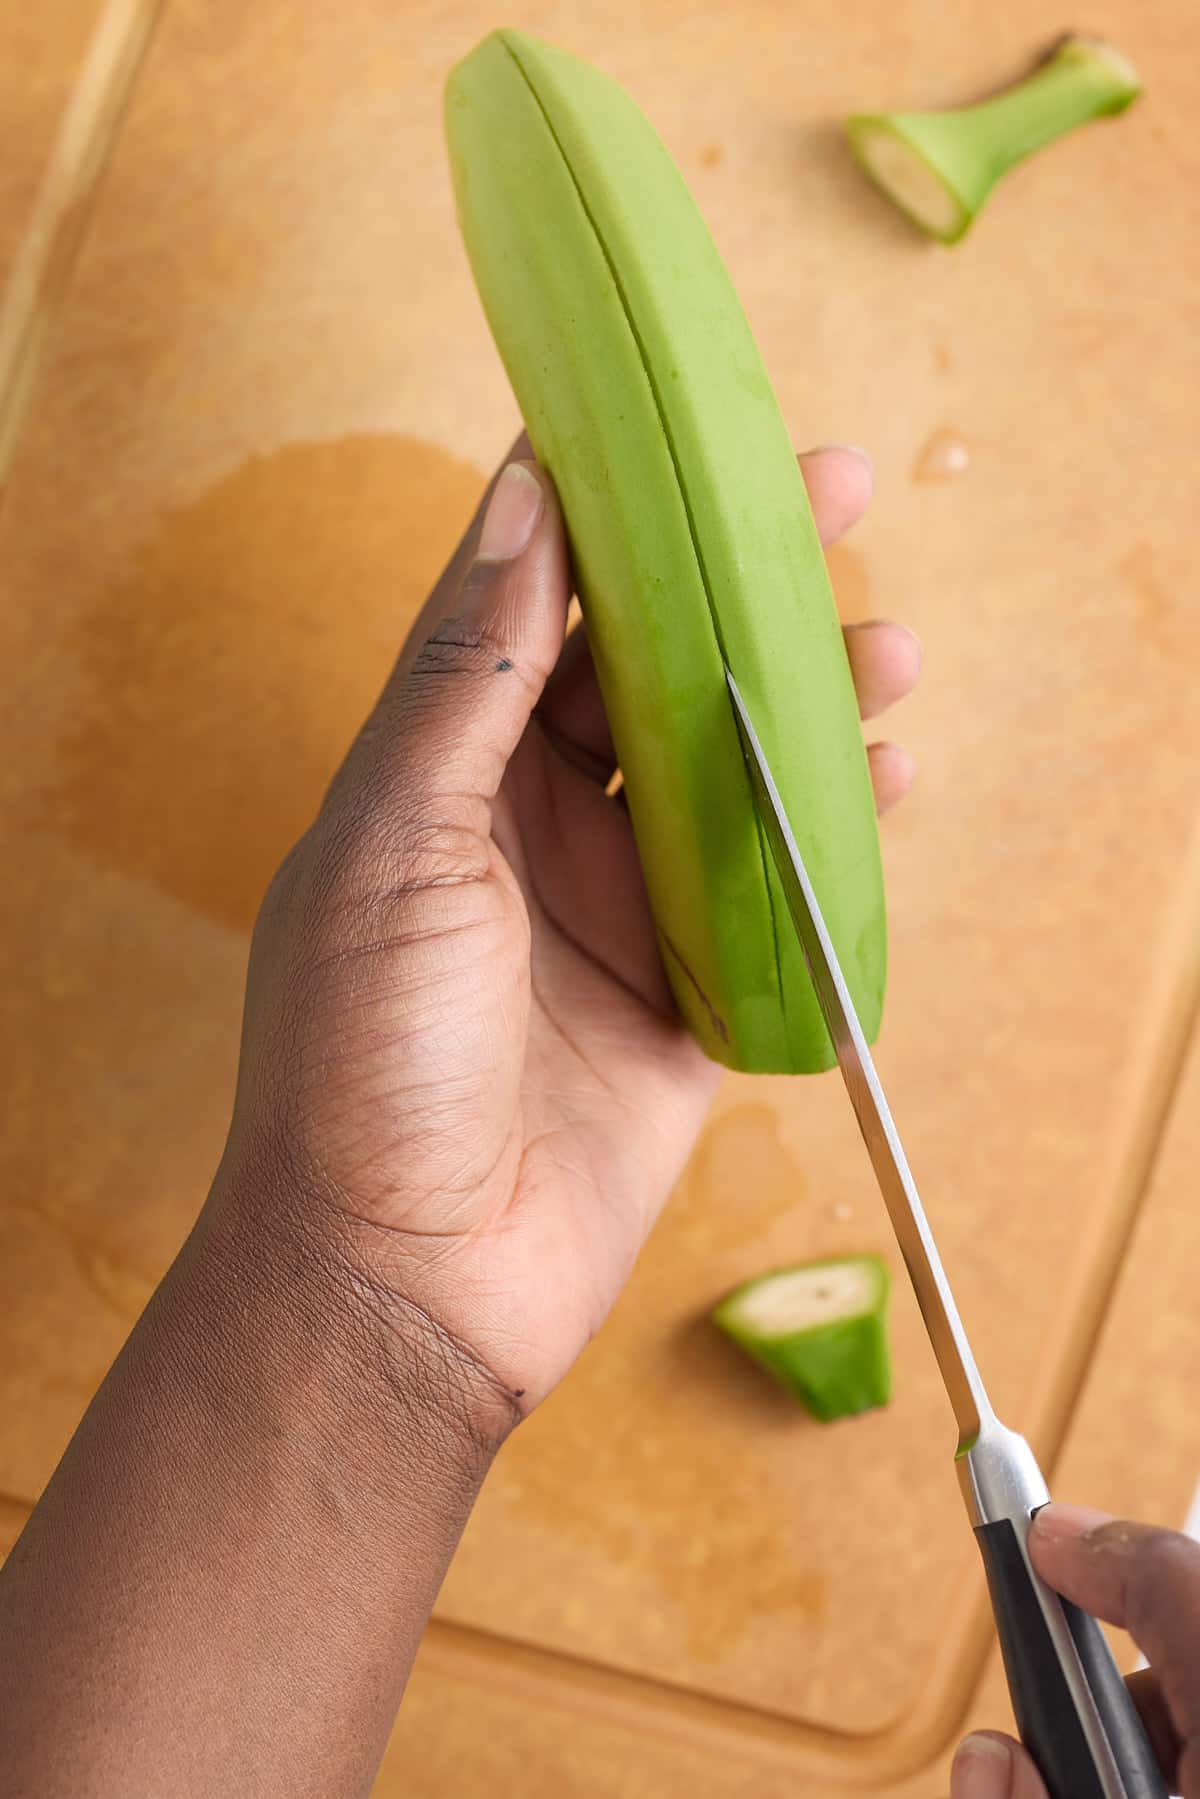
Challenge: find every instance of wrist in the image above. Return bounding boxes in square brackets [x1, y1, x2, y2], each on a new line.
[0, 1155, 508, 1795]
[187, 1163, 516, 1516]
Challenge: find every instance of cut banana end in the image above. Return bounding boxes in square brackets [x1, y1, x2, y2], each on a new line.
[845, 122, 970, 243]
[847, 35, 1141, 245]
[714, 1255, 892, 1422]
[445, 31, 886, 1074]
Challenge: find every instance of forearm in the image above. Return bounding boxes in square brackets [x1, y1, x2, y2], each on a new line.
[0, 1177, 502, 1798]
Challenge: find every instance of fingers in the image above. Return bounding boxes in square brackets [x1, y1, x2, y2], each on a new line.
[854, 616, 920, 814]
[401, 437, 908, 828]
[1126, 1667, 1184, 1783]
[539, 444, 903, 784]
[798, 444, 875, 545]
[330, 460, 572, 867]
[949, 1692, 1179, 1799]
[948, 1680, 1179, 1797]
[951, 1732, 1048, 1798]
[845, 620, 922, 719]
[1031, 1506, 1200, 1661]
[535, 623, 616, 779]
[537, 617, 921, 809]
[1030, 1505, 1200, 1785]
[802, 448, 919, 814]
[868, 741, 915, 814]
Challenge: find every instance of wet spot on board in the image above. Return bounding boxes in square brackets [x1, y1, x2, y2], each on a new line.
[1118, 541, 1175, 650]
[41, 435, 485, 931]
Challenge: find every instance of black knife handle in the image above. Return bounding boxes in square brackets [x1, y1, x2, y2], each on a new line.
[974, 1519, 1167, 1798]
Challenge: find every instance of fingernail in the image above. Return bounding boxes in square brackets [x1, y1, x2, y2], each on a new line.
[817, 441, 874, 473]
[951, 1733, 1013, 1797]
[1033, 1503, 1115, 1544]
[477, 462, 543, 562]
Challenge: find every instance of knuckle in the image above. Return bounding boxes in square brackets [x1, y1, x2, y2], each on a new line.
[410, 610, 510, 681]
[309, 798, 491, 933]
[409, 602, 539, 696]
[399, 813, 492, 887]
[1121, 1523, 1195, 1570]
[1107, 1523, 1200, 1641]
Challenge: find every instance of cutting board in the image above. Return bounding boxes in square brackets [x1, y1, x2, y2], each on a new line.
[2, 0, 1198, 1791]
[0, 0, 111, 291]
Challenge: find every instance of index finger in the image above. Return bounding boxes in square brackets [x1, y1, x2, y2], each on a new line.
[1031, 1505, 1200, 1778]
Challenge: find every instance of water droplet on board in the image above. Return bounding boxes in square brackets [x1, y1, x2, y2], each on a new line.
[913, 427, 970, 483]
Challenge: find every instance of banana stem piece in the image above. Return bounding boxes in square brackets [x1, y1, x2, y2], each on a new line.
[714, 1255, 892, 1422]
[846, 36, 1141, 244]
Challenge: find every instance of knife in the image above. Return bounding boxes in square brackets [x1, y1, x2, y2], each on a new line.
[725, 667, 1166, 1799]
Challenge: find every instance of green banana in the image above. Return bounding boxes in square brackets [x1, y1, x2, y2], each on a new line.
[444, 31, 885, 1072]
[713, 1255, 892, 1421]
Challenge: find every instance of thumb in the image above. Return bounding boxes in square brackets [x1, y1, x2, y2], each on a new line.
[333, 459, 571, 843]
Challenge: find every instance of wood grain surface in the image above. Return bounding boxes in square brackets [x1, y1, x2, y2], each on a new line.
[0, 0, 108, 293]
[2, 0, 1197, 1790]
[0, 0, 161, 474]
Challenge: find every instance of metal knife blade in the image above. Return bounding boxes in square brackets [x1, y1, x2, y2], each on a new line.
[724, 666, 989, 1451]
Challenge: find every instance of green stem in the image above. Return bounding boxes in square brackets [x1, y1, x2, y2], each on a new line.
[962, 38, 1140, 177]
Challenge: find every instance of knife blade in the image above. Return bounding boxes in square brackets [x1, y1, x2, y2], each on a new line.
[723, 665, 1166, 1799]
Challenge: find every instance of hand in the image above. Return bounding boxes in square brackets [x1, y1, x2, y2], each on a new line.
[0, 438, 921, 1798]
[952, 1504, 1199, 1797]
[216, 436, 921, 1440]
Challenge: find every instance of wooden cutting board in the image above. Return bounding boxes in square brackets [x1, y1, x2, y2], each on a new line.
[2, 0, 1198, 1789]
[0, 0, 110, 292]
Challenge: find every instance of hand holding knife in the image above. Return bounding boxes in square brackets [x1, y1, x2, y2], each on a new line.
[726, 667, 1166, 1799]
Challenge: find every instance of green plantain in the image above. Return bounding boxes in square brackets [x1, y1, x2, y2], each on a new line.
[445, 30, 885, 1071]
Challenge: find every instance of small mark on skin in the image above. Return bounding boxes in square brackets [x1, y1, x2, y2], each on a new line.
[495, 657, 513, 672]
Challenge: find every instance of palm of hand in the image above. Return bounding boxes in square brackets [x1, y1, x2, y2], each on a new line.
[234, 443, 917, 1415]
[280, 715, 715, 1411]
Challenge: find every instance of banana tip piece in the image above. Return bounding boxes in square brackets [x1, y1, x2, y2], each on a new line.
[845, 34, 1142, 244]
